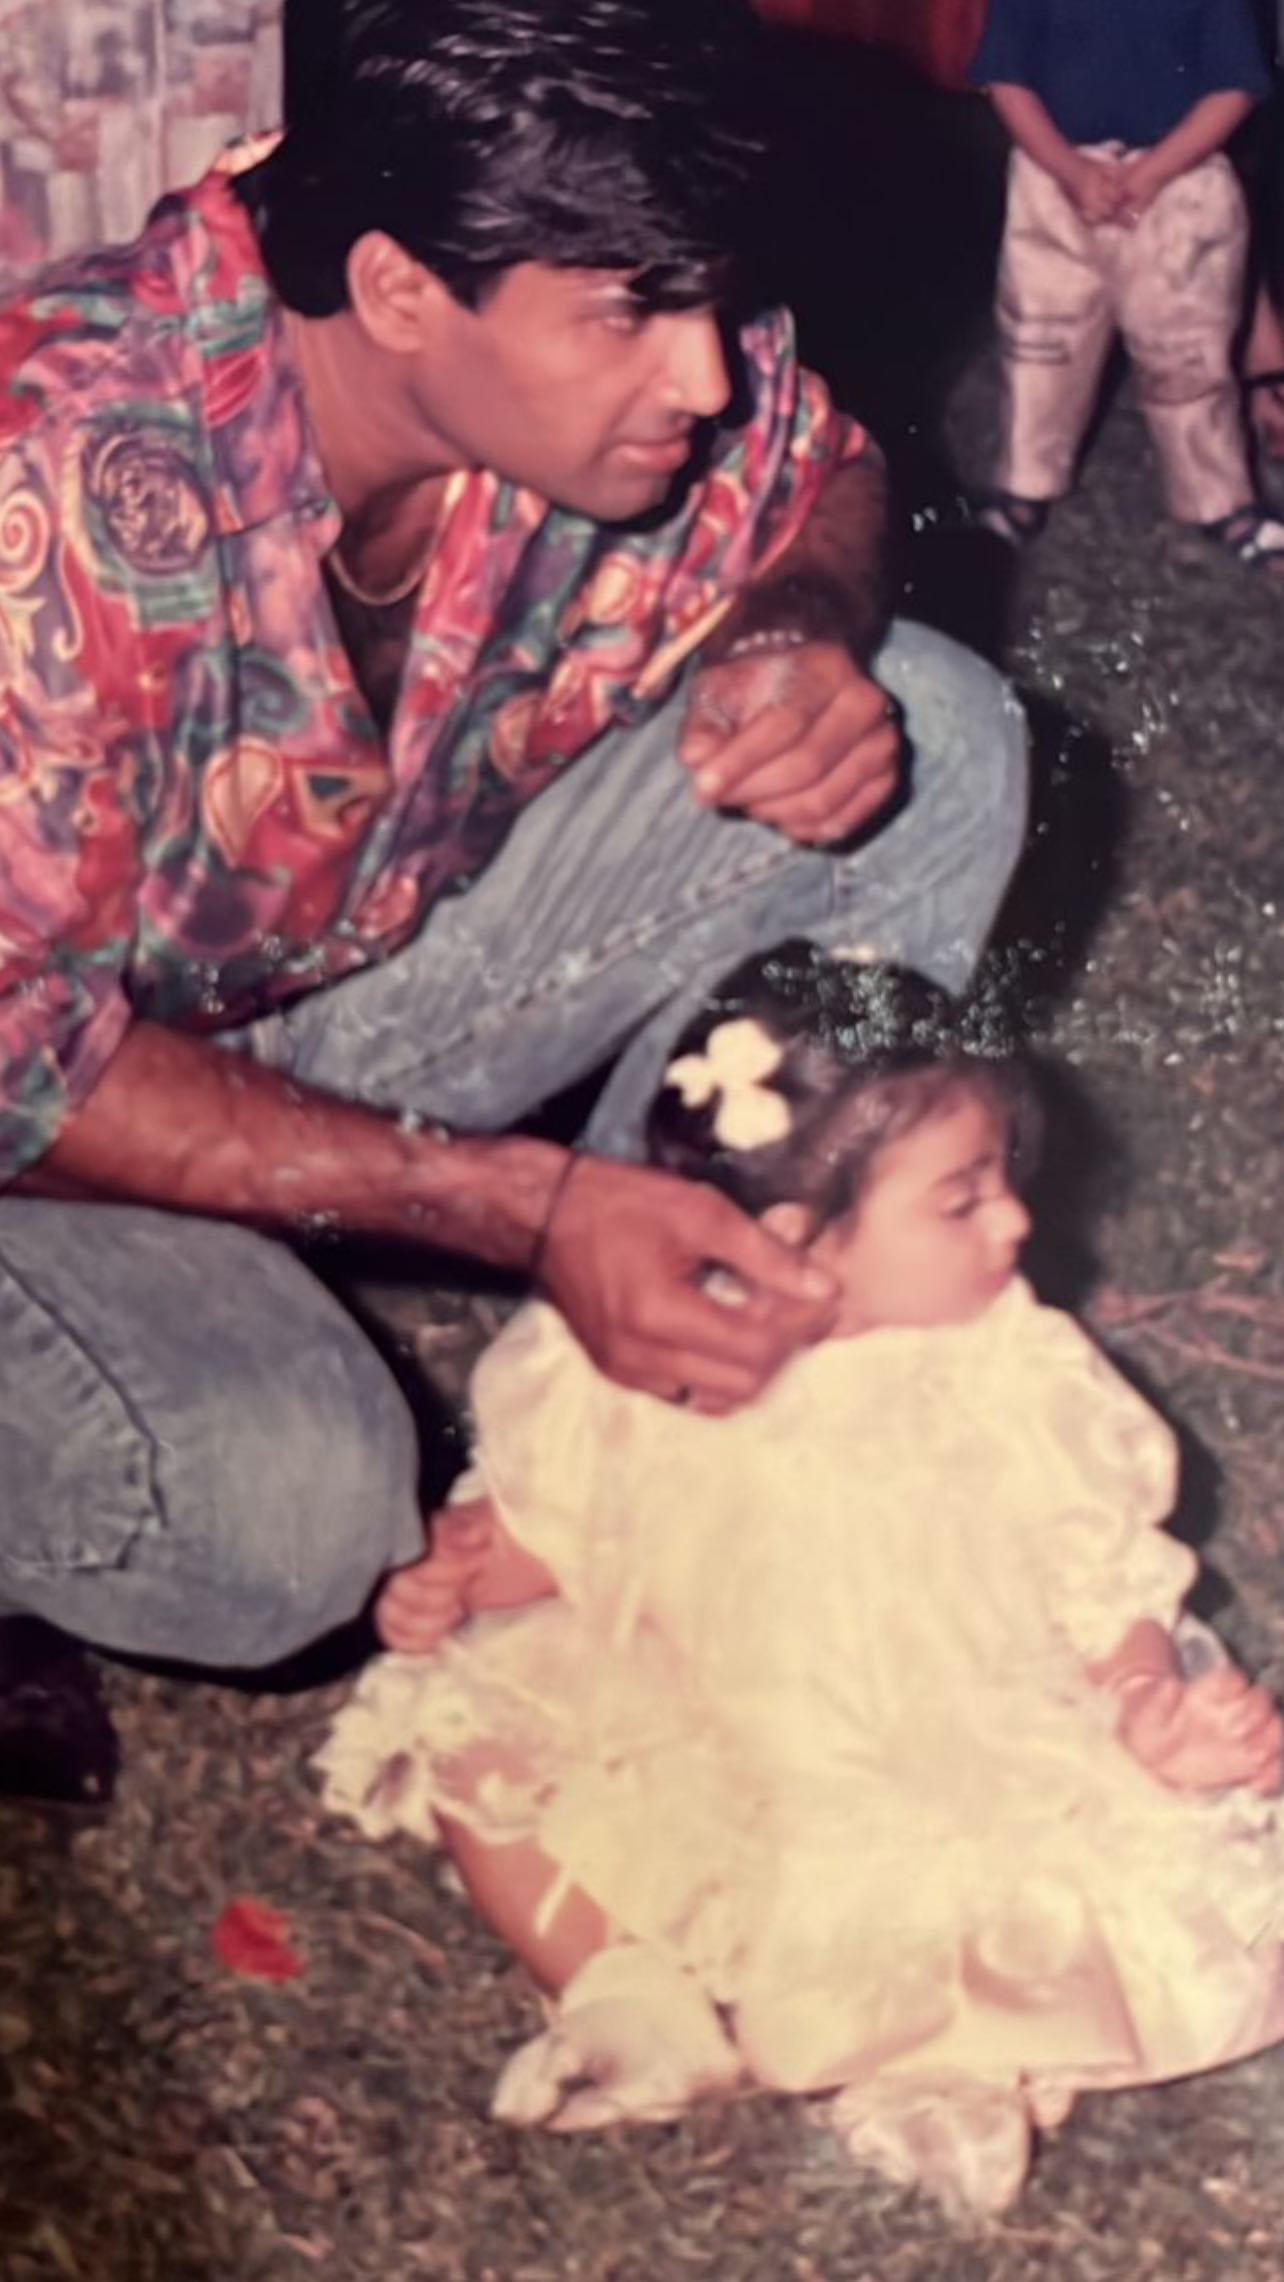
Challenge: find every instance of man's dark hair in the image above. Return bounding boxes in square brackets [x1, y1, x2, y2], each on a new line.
[238, 0, 768, 318]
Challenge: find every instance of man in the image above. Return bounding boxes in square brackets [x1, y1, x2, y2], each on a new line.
[0, 0, 1026, 1796]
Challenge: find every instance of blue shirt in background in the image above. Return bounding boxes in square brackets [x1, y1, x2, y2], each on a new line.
[971, 0, 1270, 146]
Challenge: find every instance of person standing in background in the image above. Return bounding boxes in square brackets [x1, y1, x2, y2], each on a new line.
[973, 0, 1284, 568]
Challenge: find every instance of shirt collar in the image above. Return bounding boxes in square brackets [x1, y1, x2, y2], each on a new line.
[180, 146, 342, 560]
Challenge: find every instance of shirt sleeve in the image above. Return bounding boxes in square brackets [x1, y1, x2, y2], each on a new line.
[1010, 1300, 1197, 1664]
[704, 304, 867, 582]
[970, 0, 1043, 87]
[0, 439, 141, 1183]
[466, 1301, 634, 1607]
[1195, 0, 1271, 99]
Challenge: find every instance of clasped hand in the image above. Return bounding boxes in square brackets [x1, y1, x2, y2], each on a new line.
[678, 639, 900, 846]
[1066, 152, 1166, 230]
[1119, 1664, 1283, 1796]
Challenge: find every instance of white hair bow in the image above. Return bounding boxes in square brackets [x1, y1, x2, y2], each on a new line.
[663, 1018, 791, 1150]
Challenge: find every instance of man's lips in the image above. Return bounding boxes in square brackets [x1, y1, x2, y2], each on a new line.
[615, 432, 694, 471]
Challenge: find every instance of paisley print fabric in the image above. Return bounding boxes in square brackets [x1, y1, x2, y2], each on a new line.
[0, 143, 862, 1179]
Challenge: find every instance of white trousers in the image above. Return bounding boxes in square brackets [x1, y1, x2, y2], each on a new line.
[995, 147, 1253, 524]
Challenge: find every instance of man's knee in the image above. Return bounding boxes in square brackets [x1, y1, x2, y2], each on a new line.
[11, 1326, 421, 1668]
[0, 1211, 423, 1667]
[878, 622, 1027, 811]
[877, 621, 1028, 878]
[169, 1317, 424, 1665]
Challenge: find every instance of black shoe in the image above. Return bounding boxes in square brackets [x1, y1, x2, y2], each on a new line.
[0, 1618, 119, 1809]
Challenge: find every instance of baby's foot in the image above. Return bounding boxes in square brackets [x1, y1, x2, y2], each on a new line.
[831, 2073, 1031, 2215]
[492, 1946, 743, 2131]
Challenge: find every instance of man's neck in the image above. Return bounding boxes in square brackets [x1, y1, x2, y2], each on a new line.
[284, 306, 459, 540]
[332, 476, 452, 601]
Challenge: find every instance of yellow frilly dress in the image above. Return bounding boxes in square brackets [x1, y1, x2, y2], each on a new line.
[320, 1278, 1284, 2103]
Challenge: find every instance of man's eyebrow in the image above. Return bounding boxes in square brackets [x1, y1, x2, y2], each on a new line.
[574, 275, 639, 301]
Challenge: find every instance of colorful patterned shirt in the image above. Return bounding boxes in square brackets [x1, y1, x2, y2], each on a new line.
[0, 146, 862, 1181]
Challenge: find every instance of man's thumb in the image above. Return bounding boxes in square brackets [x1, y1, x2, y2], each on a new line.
[676, 722, 722, 768]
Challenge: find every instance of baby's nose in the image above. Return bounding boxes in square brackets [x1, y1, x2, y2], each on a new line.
[994, 1191, 1032, 1251]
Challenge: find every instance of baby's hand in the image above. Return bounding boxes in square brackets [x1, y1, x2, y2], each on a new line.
[374, 1504, 493, 1655]
[1118, 1666, 1283, 1796]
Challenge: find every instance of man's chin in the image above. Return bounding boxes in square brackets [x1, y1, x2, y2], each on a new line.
[547, 465, 683, 525]
[596, 471, 685, 525]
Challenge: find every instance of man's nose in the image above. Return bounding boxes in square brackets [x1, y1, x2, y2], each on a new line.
[661, 312, 731, 420]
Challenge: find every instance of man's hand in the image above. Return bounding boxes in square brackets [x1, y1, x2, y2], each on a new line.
[1063, 152, 1126, 226]
[537, 1154, 837, 1411]
[678, 640, 900, 846]
[1118, 1665, 1283, 1796]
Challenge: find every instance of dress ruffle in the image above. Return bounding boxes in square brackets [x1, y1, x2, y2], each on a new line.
[321, 1281, 1284, 2098]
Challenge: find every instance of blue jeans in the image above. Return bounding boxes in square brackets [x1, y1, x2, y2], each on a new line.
[0, 624, 1026, 1666]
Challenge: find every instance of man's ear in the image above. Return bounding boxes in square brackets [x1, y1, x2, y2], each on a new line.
[759, 1201, 815, 1250]
[345, 231, 454, 352]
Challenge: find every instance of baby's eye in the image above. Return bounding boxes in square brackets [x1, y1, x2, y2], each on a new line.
[941, 1195, 979, 1221]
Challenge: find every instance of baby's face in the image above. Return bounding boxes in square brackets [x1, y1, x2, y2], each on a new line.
[812, 1088, 1030, 1336]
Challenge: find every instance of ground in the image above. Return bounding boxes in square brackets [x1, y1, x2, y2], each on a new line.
[2, 40, 1283, 2282]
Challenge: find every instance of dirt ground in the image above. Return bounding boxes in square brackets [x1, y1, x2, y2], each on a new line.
[2, 39, 1283, 2282]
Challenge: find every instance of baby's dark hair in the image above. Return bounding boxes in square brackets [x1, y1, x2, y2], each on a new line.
[645, 940, 1038, 1227]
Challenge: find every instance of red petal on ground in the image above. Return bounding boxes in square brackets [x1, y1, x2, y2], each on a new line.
[211, 1896, 305, 1982]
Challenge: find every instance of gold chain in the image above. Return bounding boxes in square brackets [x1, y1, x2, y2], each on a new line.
[325, 542, 429, 609]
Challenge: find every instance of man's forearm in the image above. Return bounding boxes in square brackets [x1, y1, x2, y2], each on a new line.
[711, 447, 891, 668]
[17, 1020, 563, 1268]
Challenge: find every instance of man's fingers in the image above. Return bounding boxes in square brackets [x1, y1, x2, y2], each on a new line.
[604, 1257, 837, 1408]
[682, 689, 900, 842]
[685, 703, 803, 803]
[610, 1291, 815, 1402]
[696, 1197, 836, 1315]
[677, 691, 739, 766]
[750, 765, 899, 845]
[706, 721, 898, 830]
[708, 709, 899, 814]
[540, 1155, 838, 1407]
[687, 682, 896, 806]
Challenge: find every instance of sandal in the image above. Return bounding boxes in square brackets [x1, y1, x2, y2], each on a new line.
[1243, 367, 1284, 462]
[1201, 503, 1284, 573]
[973, 492, 1050, 547]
